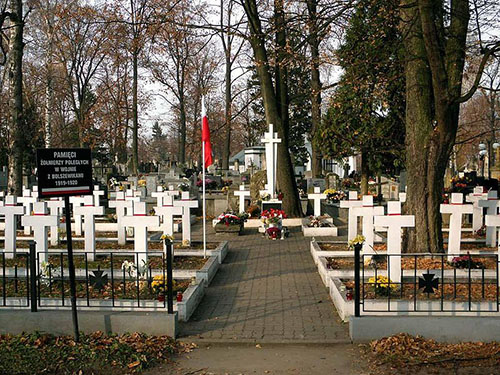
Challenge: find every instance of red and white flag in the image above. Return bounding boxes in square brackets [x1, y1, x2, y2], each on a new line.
[201, 97, 213, 168]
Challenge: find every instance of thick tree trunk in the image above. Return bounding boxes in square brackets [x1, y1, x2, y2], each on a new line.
[131, 50, 139, 175]
[7, 0, 24, 196]
[178, 94, 186, 164]
[307, 0, 322, 178]
[243, 0, 302, 217]
[222, 54, 231, 170]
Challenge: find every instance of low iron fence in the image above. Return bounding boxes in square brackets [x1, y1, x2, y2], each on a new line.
[0, 242, 176, 313]
[353, 245, 499, 316]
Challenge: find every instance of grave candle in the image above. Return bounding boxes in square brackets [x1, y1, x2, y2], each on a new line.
[22, 202, 58, 263]
[74, 196, 104, 261]
[340, 191, 363, 241]
[0, 196, 25, 257]
[440, 192, 473, 261]
[374, 201, 415, 283]
[352, 195, 384, 254]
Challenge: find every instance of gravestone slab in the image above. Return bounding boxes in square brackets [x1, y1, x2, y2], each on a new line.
[307, 178, 326, 193]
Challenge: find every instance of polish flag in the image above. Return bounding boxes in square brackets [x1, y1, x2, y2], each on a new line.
[201, 97, 213, 168]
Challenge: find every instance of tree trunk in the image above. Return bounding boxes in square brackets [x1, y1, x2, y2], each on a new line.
[360, 152, 369, 195]
[307, 0, 322, 178]
[243, 0, 302, 216]
[178, 93, 186, 164]
[131, 50, 139, 175]
[7, 0, 24, 196]
[222, 54, 231, 170]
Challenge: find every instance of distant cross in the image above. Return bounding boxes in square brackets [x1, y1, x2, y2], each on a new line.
[17, 188, 37, 235]
[93, 185, 105, 207]
[340, 191, 363, 241]
[261, 124, 281, 199]
[466, 187, 487, 231]
[109, 191, 133, 245]
[46, 198, 64, 246]
[308, 187, 327, 217]
[22, 202, 58, 263]
[0, 196, 25, 257]
[479, 190, 499, 247]
[352, 195, 384, 254]
[154, 195, 183, 236]
[234, 185, 250, 213]
[440, 193, 473, 261]
[151, 186, 169, 207]
[173, 192, 199, 244]
[69, 196, 86, 236]
[74, 196, 104, 261]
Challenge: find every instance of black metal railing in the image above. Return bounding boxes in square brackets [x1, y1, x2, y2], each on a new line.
[353, 244, 499, 315]
[0, 243, 176, 313]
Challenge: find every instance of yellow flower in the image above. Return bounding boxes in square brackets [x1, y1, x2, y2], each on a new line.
[368, 275, 398, 291]
[161, 234, 174, 242]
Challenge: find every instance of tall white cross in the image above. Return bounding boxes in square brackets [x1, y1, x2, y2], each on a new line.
[352, 195, 384, 254]
[466, 186, 487, 231]
[166, 185, 180, 198]
[0, 196, 25, 257]
[308, 187, 327, 217]
[173, 191, 199, 244]
[17, 188, 37, 235]
[340, 191, 363, 241]
[478, 190, 499, 247]
[69, 196, 85, 236]
[154, 195, 183, 236]
[151, 186, 169, 207]
[74, 196, 104, 261]
[374, 201, 415, 283]
[46, 198, 65, 246]
[109, 191, 133, 245]
[93, 185, 104, 206]
[440, 193, 473, 261]
[261, 123, 281, 199]
[22, 202, 58, 263]
[234, 185, 250, 213]
[121, 201, 160, 266]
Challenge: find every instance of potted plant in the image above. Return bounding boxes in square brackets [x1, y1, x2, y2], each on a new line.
[151, 274, 166, 301]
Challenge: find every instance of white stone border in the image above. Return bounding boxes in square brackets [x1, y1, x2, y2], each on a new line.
[302, 219, 338, 237]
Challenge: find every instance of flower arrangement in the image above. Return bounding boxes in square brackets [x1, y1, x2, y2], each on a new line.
[307, 216, 330, 228]
[178, 183, 190, 192]
[246, 204, 261, 218]
[348, 234, 365, 250]
[368, 275, 398, 295]
[221, 179, 233, 187]
[474, 225, 486, 237]
[260, 192, 271, 201]
[449, 254, 484, 269]
[216, 212, 247, 227]
[221, 186, 229, 194]
[196, 179, 217, 190]
[260, 208, 287, 225]
[40, 261, 58, 286]
[151, 275, 166, 295]
[138, 179, 146, 187]
[160, 234, 174, 243]
[277, 191, 284, 200]
[266, 226, 281, 240]
[121, 260, 137, 278]
[324, 189, 346, 203]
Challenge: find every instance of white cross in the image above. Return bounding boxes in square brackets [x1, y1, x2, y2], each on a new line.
[166, 185, 180, 198]
[22, 202, 58, 263]
[73, 196, 104, 261]
[109, 191, 133, 245]
[440, 193, 473, 261]
[126, 188, 142, 199]
[374, 201, 415, 283]
[466, 186, 487, 231]
[261, 123, 281, 199]
[69, 196, 86, 236]
[46, 198, 65, 246]
[17, 188, 37, 235]
[173, 192, 199, 244]
[0, 196, 25, 257]
[151, 186, 169, 207]
[121, 201, 160, 266]
[478, 190, 499, 247]
[31, 186, 39, 199]
[154, 195, 183, 236]
[340, 191, 363, 241]
[308, 187, 327, 217]
[234, 185, 250, 213]
[352, 195, 384, 254]
[93, 185, 104, 206]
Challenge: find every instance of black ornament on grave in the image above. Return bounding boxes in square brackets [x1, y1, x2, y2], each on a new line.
[418, 272, 439, 294]
[90, 266, 108, 292]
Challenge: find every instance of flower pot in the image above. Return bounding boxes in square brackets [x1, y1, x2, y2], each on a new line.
[157, 294, 165, 302]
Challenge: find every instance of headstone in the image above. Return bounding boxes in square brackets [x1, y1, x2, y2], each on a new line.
[374, 201, 415, 283]
[0, 196, 24, 257]
[121, 201, 160, 266]
[307, 178, 326, 193]
[466, 187, 486, 231]
[109, 191, 133, 245]
[479, 190, 499, 247]
[73, 196, 104, 261]
[261, 124, 281, 198]
[234, 185, 250, 213]
[145, 175, 158, 196]
[352, 195, 384, 254]
[308, 187, 327, 217]
[154, 195, 183, 236]
[93, 185, 104, 207]
[173, 191, 199, 244]
[46, 198, 64, 246]
[22, 202, 58, 263]
[17, 188, 37, 235]
[440, 193, 473, 260]
[339, 191, 362, 241]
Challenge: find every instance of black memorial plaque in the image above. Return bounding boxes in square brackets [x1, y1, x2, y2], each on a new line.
[37, 148, 93, 198]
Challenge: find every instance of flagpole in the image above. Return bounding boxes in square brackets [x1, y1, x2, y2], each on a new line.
[202, 97, 207, 259]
